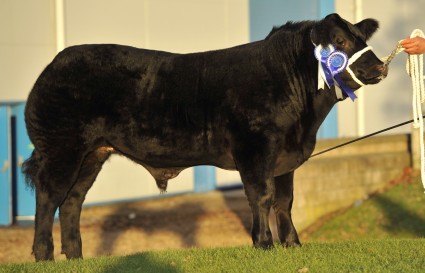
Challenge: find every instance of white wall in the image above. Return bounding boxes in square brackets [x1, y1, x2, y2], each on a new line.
[0, 0, 57, 101]
[64, 0, 249, 53]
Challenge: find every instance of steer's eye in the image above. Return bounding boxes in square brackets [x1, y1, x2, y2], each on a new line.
[336, 38, 345, 48]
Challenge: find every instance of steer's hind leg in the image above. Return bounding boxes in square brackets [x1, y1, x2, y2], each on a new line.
[59, 148, 112, 259]
[33, 186, 61, 261]
[273, 172, 301, 247]
[32, 156, 83, 261]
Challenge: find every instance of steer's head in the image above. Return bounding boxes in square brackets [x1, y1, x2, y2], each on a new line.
[311, 13, 388, 97]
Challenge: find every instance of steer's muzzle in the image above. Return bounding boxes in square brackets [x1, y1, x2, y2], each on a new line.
[362, 63, 388, 85]
[378, 63, 389, 77]
[365, 64, 388, 84]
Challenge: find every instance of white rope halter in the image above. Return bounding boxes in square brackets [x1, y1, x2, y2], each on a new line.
[383, 29, 425, 191]
[346, 46, 373, 87]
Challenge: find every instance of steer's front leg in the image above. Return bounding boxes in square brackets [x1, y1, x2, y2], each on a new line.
[234, 143, 276, 249]
[242, 173, 275, 249]
[273, 172, 301, 247]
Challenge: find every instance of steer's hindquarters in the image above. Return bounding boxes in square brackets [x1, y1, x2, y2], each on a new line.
[23, 46, 124, 260]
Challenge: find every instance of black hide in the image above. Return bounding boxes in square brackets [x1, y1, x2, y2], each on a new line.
[23, 13, 387, 261]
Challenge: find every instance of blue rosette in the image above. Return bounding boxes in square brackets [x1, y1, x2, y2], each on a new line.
[326, 51, 348, 75]
[315, 45, 336, 87]
[314, 44, 335, 61]
[313, 44, 358, 101]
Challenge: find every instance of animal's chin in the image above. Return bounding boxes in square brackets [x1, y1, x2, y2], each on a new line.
[341, 70, 387, 87]
[363, 74, 386, 85]
[345, 74, 386, 87]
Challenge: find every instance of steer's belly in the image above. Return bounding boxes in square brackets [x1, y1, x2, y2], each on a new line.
[273, 152, 306, 176]
[107, 138, 238, 170]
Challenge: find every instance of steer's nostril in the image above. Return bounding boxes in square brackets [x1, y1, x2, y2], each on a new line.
[377, 64, 388, 77]
[381, 65, 389, 77]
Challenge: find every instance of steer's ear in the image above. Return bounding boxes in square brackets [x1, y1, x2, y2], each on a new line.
[355, 19, 379, 41]
[310, 14, 338, 45]
[311, 13, 351, 46]
[311, 13, 380, 45]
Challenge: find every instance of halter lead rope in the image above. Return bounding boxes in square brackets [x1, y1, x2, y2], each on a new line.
[408, 29, 425, 191]
[381, 29, 425, 191]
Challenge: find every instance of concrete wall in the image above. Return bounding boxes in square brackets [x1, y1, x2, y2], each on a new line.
[292, 134, 411, 230]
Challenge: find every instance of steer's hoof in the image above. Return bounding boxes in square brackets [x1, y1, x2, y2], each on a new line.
[34, 252, 55, 262]
[33, 245, 55, 262]
[254, 240, 274, 250]
[282, 240, 302, 248]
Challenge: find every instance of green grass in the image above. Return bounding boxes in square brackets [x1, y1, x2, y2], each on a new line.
[304, 177, 425, 242]
[1, 239, 425, 273]
[3, 177, 425, 272]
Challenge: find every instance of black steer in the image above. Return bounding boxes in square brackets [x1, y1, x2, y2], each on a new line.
[23, 13, 387, 261]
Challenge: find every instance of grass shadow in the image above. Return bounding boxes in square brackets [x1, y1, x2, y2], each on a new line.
[372, 194, 425, 237]
[221, 189, 252, 235]
[96, 200, 205, 256]
[101, 252, 178, 273]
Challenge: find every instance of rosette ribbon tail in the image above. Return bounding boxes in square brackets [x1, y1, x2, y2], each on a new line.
[333, 74, 357, 101]
[320, 61, 335, 88]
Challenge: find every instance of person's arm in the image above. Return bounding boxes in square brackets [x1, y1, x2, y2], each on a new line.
[401, 37, 425, 54]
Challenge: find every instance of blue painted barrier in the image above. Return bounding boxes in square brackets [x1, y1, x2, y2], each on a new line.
[0, 106, 12, 225]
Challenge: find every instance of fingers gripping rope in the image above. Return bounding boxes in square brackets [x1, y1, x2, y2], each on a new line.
[383, 29, 425, 191]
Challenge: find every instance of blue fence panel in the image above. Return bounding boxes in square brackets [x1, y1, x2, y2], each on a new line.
[13, 103, 36, 220]
[194, 166, 216, 192]
[0, 106, 12, 225]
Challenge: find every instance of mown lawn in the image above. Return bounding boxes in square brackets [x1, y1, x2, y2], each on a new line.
[303, 175, 425, 242]
[2, 174, 425, 272]
[2, 239, 425, 273]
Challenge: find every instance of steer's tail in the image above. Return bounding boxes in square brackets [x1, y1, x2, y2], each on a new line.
[22, 150, 40, 189]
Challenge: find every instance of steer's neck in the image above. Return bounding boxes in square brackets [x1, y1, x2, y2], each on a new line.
[264, 24, 339, 155]
[265, 24, 339, 119]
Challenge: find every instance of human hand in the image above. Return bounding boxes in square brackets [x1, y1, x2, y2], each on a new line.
[401, 37, 425, 54]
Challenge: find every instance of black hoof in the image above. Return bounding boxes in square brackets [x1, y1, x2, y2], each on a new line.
[282, 240, 302, 248]
[254, 240, 274, 250]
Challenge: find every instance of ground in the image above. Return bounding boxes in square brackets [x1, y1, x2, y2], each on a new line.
[0, 189, 282, 264]
[2, 170, 418, 264]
